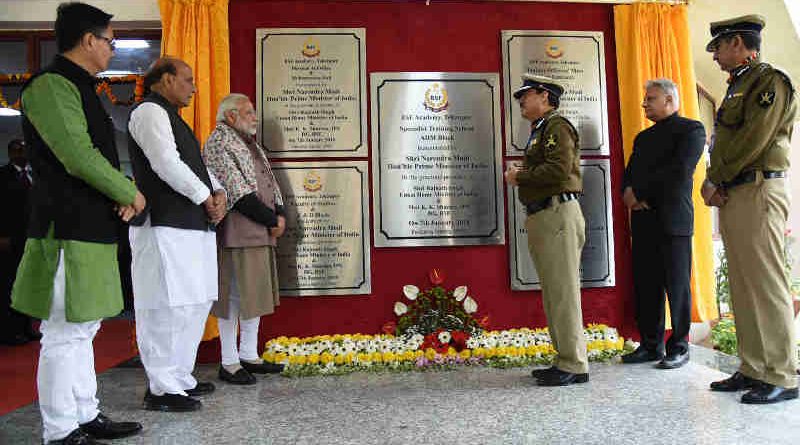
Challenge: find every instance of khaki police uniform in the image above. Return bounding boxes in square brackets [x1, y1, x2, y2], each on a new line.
[707, 17, 798, 389]
[516, 109, 588, 375]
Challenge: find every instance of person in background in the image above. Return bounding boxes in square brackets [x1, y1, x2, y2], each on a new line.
[0, 139, 40, 346]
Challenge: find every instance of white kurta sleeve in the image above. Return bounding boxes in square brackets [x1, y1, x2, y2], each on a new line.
[128, 103, 211, 205]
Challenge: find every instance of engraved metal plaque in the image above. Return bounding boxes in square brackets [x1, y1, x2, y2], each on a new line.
[371, 72, 505, 247]
[508, 159, 615, 289]
[256, 28, 367, 157]
[272, 161, 371, 295]
[502, 30, 609, 156]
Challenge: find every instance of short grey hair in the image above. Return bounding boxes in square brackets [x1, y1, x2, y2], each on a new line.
[215, 93, 250, 122]
[645, 78, 680, 109]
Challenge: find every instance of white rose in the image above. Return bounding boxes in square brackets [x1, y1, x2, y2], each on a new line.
[463, 296, 477, 314]
[453, 286, 468, 301]
[394, 301, 408, 316]
[438, 331, 452, 344]
[403, 285, 420, 300]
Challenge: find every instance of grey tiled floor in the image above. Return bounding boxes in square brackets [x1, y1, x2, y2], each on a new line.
[1, 346, 798, 445]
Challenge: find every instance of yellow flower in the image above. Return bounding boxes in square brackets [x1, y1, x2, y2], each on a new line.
[447, 347, 457, 357]
[371, 352, 383, 363]
[459, 350, 471, 360]
[334, 354, 345, 365]
[415, 350, 424, 359]
[345, 352, 355, 363]
[274, 353, 288, 363]
[321, 353, 334, 364]
[473, 347, 486, 357]
[357, 352, 371, 363]
[262, 352, 274, 362]
[307, 354, 320, 365]
[425, 348, 437, 360]
[295, 355, 308, 366]
[383, 351, 395, 362]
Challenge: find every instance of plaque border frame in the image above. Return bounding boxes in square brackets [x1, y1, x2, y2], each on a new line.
[272, 160, 372, 296]
[256, 28, 368, 158]
[370, 72, 506, 247]
[501, 30, 610, 156]
[507, 158, 615, 290]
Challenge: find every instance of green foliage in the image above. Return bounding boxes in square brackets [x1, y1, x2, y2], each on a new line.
[710, 318, 738, 356]
[396, 286, 480, 337]
[715, 249, 731, 315]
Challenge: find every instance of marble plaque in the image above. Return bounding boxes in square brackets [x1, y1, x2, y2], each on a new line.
[371, 72, 505, 247]
[272, 161, 371, 296]
[256, 28, 367, 157]
[502, 30, 609, 156]
[507, 159, 615, 289]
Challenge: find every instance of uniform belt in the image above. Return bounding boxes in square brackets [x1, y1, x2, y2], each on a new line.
[525, 192, 581, 216]
[723, 170, 785, 189]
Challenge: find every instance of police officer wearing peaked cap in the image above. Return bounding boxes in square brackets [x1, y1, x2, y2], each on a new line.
[505, 73, 588, 386]
[701, 14, 799, 404]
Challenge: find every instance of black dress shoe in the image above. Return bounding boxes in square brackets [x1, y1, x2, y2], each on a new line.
[240, 360, 285, 374]
[46, 428, 108, 444]
[621, 347, 664, 364]
[219, 366, 257, 385]
[530, 366, 557, 378]
[656, 350, 689, 369]
[185, 381, 216, 396]
[710, 371, 762, 392]
[143, 390, 201, 412]
[741, 384, 799, 404]
[79, 413, 142, 439]
[536, 368, 589, 386]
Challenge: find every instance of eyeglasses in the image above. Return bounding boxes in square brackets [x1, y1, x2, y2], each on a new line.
[93, 34, 116, 50]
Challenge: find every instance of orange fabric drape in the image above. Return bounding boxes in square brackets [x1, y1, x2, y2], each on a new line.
[159, 0, 230, 340]
[614, 3, 718, 322]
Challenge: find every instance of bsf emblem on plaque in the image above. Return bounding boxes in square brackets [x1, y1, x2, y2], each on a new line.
[423, 83, 449, 113]
[303, 171, 323, 192]
[301, 38, 320, 58]
[545, 39, 564, 59]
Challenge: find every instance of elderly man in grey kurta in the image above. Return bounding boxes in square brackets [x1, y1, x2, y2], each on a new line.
[204, 93, 285, 385]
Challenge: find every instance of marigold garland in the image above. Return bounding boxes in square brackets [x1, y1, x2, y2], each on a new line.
[0, 73, 143, 110]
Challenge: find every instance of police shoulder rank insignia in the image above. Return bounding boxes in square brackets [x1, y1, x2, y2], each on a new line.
[544, 134, 557, 150]
[759, 91, 776, 107]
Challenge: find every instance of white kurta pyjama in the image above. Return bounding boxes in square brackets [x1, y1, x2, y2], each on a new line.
[38, 250, 101, 442]
[128, 103, 220, 396]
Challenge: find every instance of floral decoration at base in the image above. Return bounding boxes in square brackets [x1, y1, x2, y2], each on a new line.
[262, 324, 631, 378]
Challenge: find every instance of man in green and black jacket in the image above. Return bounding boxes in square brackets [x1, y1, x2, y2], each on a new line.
[12, 3, 145, 443]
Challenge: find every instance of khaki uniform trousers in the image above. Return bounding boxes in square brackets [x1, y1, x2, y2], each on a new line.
[525, 199, 588, 374]
[719, 173, 798, 389]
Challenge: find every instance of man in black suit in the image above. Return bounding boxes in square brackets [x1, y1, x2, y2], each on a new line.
[621, 79, 706, 369]
[0, 138, 39, 346]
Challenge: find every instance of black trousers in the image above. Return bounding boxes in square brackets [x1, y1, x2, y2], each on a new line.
[631, 210, 692, 355]
[0, 254, 32, 339]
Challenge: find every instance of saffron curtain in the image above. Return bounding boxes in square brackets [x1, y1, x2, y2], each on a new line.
[614, 3, 718, 322]
[159, 0, 231, 340]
